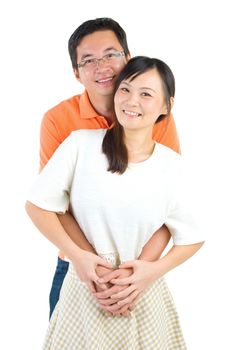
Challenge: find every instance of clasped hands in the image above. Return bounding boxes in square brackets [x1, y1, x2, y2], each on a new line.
[73, 251, 160, 317]
[94, 257, 161, 316]
[93, 265, 135, 317]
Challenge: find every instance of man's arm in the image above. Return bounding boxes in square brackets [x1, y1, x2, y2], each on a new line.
[26, 202, 112, 293]
[58, 212, 95, 253]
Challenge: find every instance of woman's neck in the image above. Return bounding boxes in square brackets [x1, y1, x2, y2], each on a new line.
[124, 128, 155, 163]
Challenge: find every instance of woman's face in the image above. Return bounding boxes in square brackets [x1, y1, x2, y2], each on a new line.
[114, 68, 168, 131]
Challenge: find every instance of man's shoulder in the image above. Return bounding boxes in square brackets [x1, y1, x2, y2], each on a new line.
[45, 94, 82, 118]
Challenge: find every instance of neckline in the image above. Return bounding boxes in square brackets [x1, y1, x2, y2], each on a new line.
[128, 142, 158, 167]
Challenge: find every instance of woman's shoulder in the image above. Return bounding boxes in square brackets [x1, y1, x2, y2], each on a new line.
[155, 142, 182, 163]
[70, 128, 107, 141]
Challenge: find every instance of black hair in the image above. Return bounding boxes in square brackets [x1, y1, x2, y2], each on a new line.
[68, 17, 130, 68]
[102, 56, 175, 174]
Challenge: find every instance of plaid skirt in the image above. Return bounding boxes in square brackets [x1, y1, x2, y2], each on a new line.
[43, 263, 186, 350]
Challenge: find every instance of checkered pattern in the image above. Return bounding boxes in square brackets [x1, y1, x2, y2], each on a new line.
[43, 264, 186, 350]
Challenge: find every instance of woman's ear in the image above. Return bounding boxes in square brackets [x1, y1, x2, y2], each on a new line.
[161, 103, 168, 115]
[160, 97, 174, 117]
[170, 97, 174, 110]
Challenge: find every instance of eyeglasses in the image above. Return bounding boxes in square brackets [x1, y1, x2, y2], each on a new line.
[77, 51, 125, 69]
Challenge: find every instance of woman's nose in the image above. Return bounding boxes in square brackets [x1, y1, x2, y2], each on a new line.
[126, 93, 139, 106]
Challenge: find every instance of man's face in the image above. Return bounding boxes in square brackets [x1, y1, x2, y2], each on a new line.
[75, 30, 129, 100]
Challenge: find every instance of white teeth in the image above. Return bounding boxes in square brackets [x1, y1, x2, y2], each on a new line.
[123, 110, 141, 117]
[97, 77, 113, 83]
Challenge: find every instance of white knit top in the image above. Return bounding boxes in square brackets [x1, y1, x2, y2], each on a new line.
[28, 129, 203, 264]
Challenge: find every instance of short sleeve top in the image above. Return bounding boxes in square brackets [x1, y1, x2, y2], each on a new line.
[28, 129, 203, 263]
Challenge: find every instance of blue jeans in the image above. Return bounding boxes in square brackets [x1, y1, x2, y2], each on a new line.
[49, 257, 69, 319]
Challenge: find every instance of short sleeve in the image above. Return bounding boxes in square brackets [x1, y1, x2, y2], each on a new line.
[165, 161, 205, 245]
[39, 111, 62, 170]
[27, 132, 78, 213]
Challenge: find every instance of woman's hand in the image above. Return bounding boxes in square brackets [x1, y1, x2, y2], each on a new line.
[107, 243, 204, 307]
[106, 260, 161, 307]
[72, 250, 112, 293]
[94, 265, 115, 292]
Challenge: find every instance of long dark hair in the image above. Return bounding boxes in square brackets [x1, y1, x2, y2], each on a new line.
[102, 56, 175, 174]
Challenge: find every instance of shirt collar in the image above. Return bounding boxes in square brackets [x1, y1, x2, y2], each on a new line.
[79, 90, 102, 119]
[79, 90, 115, 129]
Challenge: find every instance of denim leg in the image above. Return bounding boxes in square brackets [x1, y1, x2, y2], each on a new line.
[49, 257, 69, 319]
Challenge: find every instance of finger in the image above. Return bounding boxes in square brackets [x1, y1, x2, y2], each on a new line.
[117, 304, 131, 315]
[119, 261, 135, 269]
[117, 290, 140, 307]
[94, 285, 127, 299]
[94, 282, 109, 292]
[90, 271, 104, 286]
[97, 269, 121, 284]
[101, 302, 125, 313]
[120, 310, 131, 317]
[111, 285, 135, 300]
[98, 299, 118, 306]
[86, 280, 97, 293]
[103, 310, 112, 317]
[98, 298, 118, 306]
[99, 283, 108, 290]
[111, 276, 133, 286]
[110, 304, 131, 316]
[129, 294, 141, 310]
[97, 257, 112, 269]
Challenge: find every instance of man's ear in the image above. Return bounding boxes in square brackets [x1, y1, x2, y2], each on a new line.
[125, 53, 131, 63]
[73, 68, 81, 83]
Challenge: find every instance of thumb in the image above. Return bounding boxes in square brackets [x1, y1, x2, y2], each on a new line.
[119, 260, 135, 269]
[86, 280, 97, 293]
[97, 269, 121, 284]
[96, 256, 112, 269]
[90, 269, 102, 285]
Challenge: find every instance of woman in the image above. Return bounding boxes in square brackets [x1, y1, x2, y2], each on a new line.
[26, 56, 204, 349]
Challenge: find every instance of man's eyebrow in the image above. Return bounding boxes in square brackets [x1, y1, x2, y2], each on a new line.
[79, 54, 94, 60]
[104, 46, 119, 52]
[80, 47, 119, 60]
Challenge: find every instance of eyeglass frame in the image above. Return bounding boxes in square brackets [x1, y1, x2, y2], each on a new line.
[76, 51, 125, 69]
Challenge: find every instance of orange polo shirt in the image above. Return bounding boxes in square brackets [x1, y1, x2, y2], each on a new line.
[40, 90, 180, 170]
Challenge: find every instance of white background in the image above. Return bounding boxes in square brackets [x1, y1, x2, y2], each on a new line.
[0, 0, 231, 349]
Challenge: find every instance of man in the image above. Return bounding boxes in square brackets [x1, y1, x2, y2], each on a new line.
[40, 17, 180, 318]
